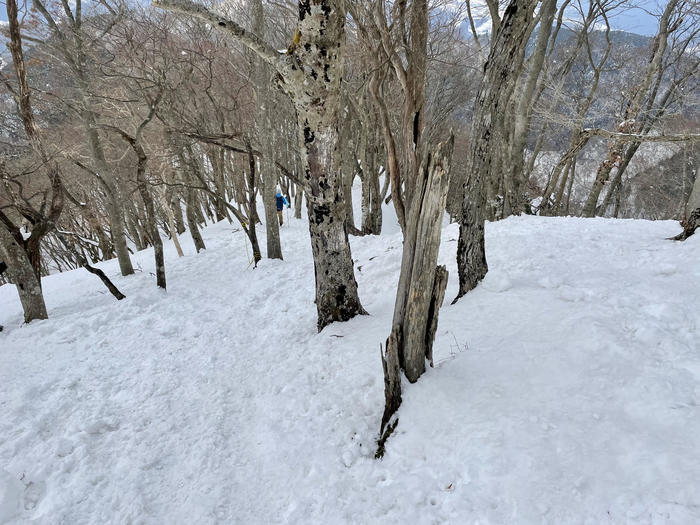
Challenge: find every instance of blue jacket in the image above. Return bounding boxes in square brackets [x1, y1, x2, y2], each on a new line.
[276, 194, 289, 211]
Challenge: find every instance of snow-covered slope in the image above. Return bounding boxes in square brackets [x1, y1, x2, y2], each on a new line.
[1, 202, 699, 524]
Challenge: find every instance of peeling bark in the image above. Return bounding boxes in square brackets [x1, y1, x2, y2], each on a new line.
[379, 136, 454, 450]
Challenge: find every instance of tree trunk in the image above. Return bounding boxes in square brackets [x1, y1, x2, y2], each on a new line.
[552, 160, 572, 215]
[186, 187, 206, 252]
[84, 122, 135, 276]
[125, 204, 146, 251]
[261, 165, 283, 258]
[251, 0, 283, 260]
[505, 0, 556, 216]
[304, 139, 366, 330]
[0, 0, 59, 323]
[291, 1, 366, 330]
[170, 191, 186, 235]
[245, 145, 263, 265]
[343, 160, 359, 234]
[0, 225, 48, 323]
[564, 158, 576, 215]
[379, 136, 453, 450]
[377, 331, 401, 457]
[369, 142, 383, 234]
[358, 114, 372, 234]
[359, 125, 382, 235]
[541, 133, 591, 215]
[672, 171, 700, 241]
[133, 146, 166, 289]
[294, 183, 303, 219]
[208, 149, 229, 222]
[598, 142, 640, 216]
[456, 1, 537, 300]
[158, 191, 185, 257]
[582, 139, 626, 217]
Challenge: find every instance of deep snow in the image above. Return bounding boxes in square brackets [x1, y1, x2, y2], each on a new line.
[1, 200, 699, 524]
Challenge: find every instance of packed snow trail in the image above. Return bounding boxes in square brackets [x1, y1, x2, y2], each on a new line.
[1, 208, 699, 524]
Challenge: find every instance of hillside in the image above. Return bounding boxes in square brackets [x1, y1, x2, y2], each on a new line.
[1, 205, 699, 524]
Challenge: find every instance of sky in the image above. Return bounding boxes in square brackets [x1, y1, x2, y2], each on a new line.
[604, 1, 669, 35]
[0, 0, 672, 36]
[466, 0, 671, 37]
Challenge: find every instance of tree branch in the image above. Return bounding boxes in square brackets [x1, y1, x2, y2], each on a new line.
[580, 129, 700, 143]
[152, 0, 284, 72]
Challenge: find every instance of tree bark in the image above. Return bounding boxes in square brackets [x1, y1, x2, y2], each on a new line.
[251, 0, 283, 260]
[288, 1, 366, 329]
[104, 121, 166, 289]
[158, 190, 185, 257]
[0, 225, 48, 323]
[0, 0, 62, 322]
[456, 0, 538, 301]
[186, 186, 206, 252]
[84, 122, 135, 276]
[672, 171, 700, 240]
[379, 136, 454, 446]
[505, 0, 556, 216]
[294, 183, 303, 219]
[245, 143, 263, 265]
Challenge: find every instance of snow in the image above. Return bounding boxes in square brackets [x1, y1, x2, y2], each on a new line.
[1, 196, 699, 524]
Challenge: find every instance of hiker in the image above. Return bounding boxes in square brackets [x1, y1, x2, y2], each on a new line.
[276, 189, 290, 226]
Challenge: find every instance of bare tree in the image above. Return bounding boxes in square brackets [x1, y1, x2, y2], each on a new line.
[581, 0, 689, 217]
[154, 0, 366, 329]
[0, 0, 64, 322]
[30, 0, 137, 276]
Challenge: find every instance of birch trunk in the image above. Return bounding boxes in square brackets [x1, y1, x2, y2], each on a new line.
[289, 1, 366, 329]
[294, 183, 303, 219]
